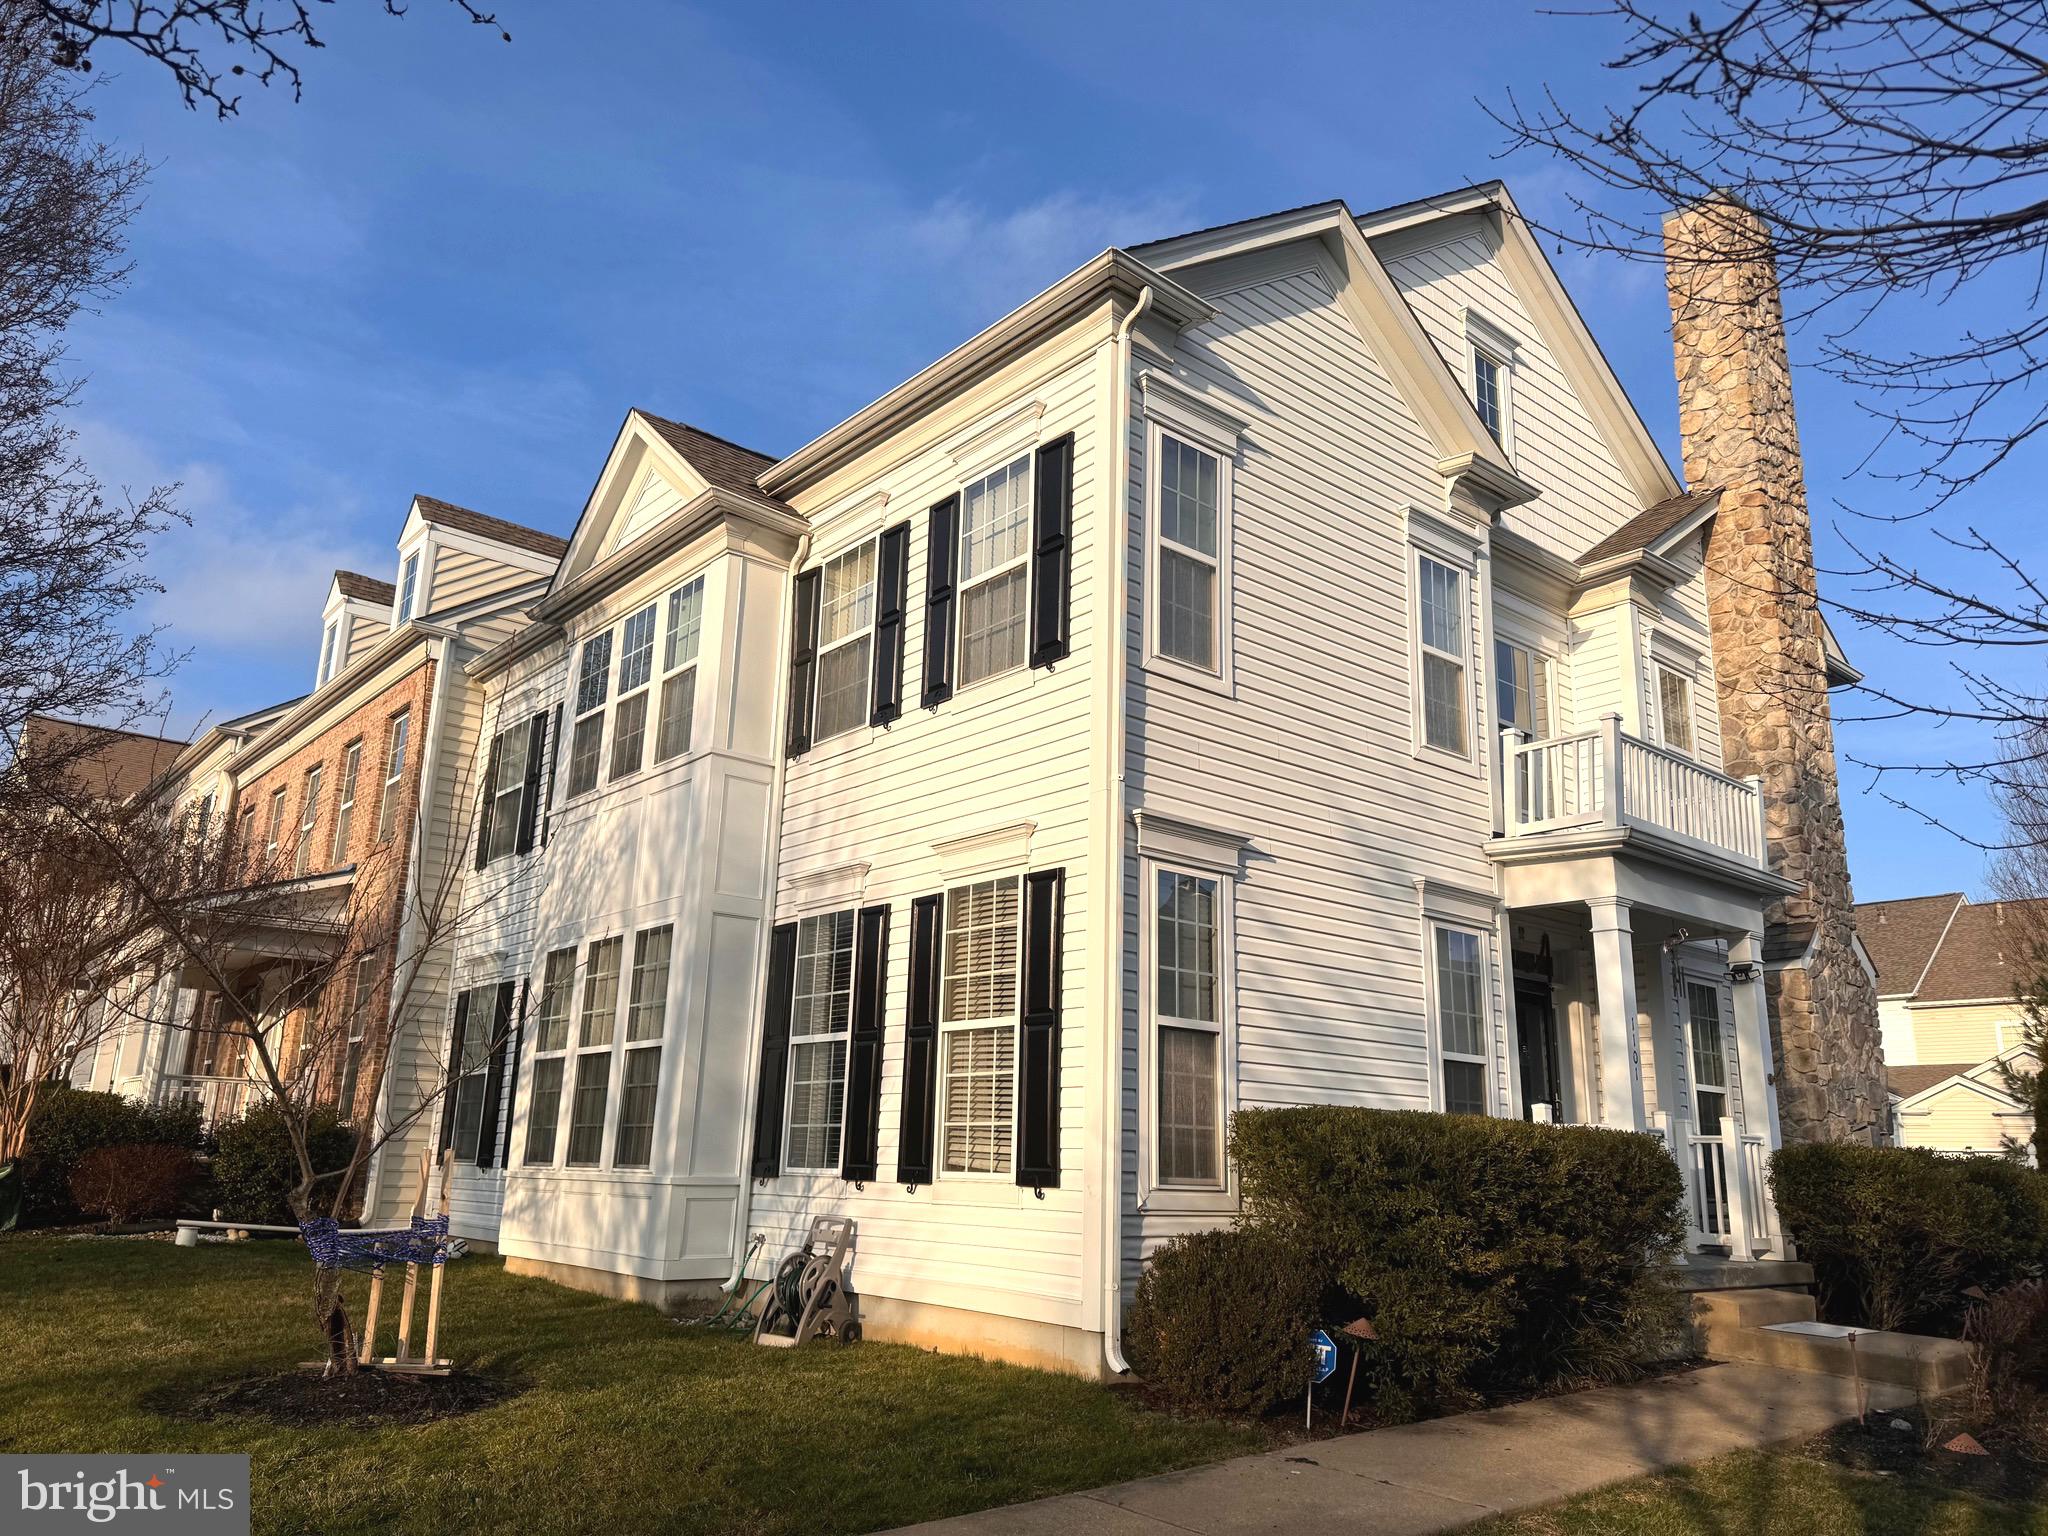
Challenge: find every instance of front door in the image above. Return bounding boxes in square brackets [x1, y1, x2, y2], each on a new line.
[1514, 977, 1563, 1123]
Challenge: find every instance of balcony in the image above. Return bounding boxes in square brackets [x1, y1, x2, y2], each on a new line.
[1499, 714, 1768, 871]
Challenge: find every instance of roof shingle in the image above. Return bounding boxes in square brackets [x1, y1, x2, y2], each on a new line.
[1579, 490, 1720, 567]
[1855, 893, 1966, 995]
[632, 410, 781, 500]
[413, 495, 569, 558]
[333, 570, 395, 606]
[1887, 1063, 1977, 1100]
[1915, 898, 2048, 1004]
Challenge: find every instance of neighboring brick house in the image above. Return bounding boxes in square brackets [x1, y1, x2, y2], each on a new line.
[1862, 892, 2043, 1157]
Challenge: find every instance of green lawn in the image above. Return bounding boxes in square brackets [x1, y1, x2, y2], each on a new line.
[0, 1235, 1256, 1535]
[1465, 1448, 2048, 1536]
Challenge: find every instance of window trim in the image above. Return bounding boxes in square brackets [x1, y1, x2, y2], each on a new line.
[1493, 634, 1558, 740]
[1417, 880, 1502, 1118]
[810, 537, 880, 745]
[1138, 855, 1237, 1212]
[375, 708, 411, 844]
[318, 620, 339, 687]
[781, 908, 855, 1175]
[263, 785, 288, 866]
[655, 574, 706, 765]
[480, 715, 537, 866]
[1654, 661, 1697, 757]
[608, 603, 658, 783]
[395, 550, 421, 625]
[936, 873, 1024, 1181]
[1141, 419, 1236, 693]
[953, 452, 1035, 694]
[1408, 512, 1482, 767]
[331, 740, 362, 863]
[294, 763, 323, 878]
[1463, 310, 1518, 459]
[521, 945, 577, 1167]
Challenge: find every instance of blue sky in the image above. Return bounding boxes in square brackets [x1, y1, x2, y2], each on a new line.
[64, 1, 2039, 900]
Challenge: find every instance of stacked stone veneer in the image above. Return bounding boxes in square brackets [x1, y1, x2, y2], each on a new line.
[1665, 198, 1886, 1143]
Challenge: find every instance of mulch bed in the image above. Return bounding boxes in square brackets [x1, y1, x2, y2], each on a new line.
[154, 1369, 519, 1428]
[1804, 1402, 2048, 1505]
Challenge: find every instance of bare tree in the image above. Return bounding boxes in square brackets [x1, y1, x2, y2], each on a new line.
[35, 0, 510, 117]
[1498, 1, 2048, 836]
[0, 1, 180, 756]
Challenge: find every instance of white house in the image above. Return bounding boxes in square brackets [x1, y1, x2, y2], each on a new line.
[421, 182, 1882, 1376]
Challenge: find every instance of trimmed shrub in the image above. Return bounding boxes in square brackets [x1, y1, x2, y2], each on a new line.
[16, 1088, 204, 1223]
[210, 1104, 359, 1225]
[1232, 1106, 1685, 1416]
[1771, 1142, 2048, 1334]
[69, 1143, 198, 1224]
[1125, 1228, 1320, 1416]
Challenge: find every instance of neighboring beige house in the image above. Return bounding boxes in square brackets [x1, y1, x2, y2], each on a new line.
[1861, 892, 2040, 1156]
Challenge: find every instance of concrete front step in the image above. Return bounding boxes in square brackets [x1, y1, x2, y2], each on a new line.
[1671, 1257, 1815, 1293]
[1694, 1289, 1972, 1398]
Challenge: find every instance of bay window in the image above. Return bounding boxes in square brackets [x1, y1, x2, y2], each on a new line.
[523, 946, 575, 1165]
[565, 935, 620, 1166]
[609, 604, 657, 781]
[567, 631, 611, 797]
[655, 576, 705, 762]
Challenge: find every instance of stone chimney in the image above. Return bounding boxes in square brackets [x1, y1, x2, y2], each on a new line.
[1664, 196, 1886, 1144]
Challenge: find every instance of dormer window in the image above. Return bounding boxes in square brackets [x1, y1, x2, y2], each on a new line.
[317, 621, 340, 687]
[396, 552, 420, 624]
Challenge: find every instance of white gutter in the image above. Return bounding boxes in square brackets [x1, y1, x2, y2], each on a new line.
[1099, 286, 1152, 1375]
[721, 528, 813, 1294]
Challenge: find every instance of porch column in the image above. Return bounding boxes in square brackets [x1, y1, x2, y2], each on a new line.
[1588, 897, 1648, 1131]
[1729, 929, 1785, 1256]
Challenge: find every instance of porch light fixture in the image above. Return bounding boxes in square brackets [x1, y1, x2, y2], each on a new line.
[1729, 961, 1763, 985]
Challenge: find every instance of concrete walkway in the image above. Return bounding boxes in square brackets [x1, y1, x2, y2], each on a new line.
[893, 1363, 1916, 1535]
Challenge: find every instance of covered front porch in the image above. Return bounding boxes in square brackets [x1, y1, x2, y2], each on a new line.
[1490, 716, 1802, 1263]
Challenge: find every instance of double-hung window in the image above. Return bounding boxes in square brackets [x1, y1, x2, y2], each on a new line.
[1687, 982, 1728, 1137]
[480, 716, 539, 864]
[940, 876, 1021, 1175]
[238, 807, 258, 877]
[1156, 435, 1223, 671]
[566, 935, 621, 1166]
[294, 764, 323, 877]
[1417, 555, 1469, 755]
[814, 543, 877, 741]
[338, 951, 376, 1116]
[524, 947, 576, 1165]
[609, 605, 657, 781]
[655, 576, 705, 762]
[447, 985, 497, 1162]
[396, 552, 420, 623]
[567, 632, 612, 797]
[375, 710, 410, 843]
[1473, 349, 1506, 443]
[318, 622, 339, 687]
[784, 910, 854, 1172]
[1154, 868, 1225, 1187]
[957, 456, 1032, 688]
[330, 741, 362, 862]
[1495, 639, 1552, 738]
[263, 786, 288, 866]
[615, 925, 671, 1168]
[1656, 664, 1695, 756]
[1432, 926, 1490, 1115]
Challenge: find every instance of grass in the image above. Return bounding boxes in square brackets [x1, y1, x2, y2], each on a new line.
[0, 1234, 1257, 1535]
[1464, 1447, 2048, 1535]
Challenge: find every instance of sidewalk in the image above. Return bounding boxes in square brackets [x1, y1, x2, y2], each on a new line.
[892, 1363, 1916, 1535]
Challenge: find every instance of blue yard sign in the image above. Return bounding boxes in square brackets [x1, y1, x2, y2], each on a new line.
[1309, 1328, 1338, 1385]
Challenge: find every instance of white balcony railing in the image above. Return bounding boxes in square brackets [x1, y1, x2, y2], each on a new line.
[167, 1075, 258, 1129]
[1501, 714, 1767, 869]
[1691, 1135, 1733, 1240]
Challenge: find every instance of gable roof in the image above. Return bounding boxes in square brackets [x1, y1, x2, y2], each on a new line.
[17, 715, 186, 800]
[1579, 490, 1721, 567]
[412, 495, 568, 559]
[633, 411, 780, 498]
[333, 570, 395, 606]
[1916, 898, 2048, 1004]
[1887, 1062, 1976, 1100]
[1855, 892, 1966, 995]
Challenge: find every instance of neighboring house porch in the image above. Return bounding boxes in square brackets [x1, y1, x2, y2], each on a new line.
[1492, 711, 1796, 1260]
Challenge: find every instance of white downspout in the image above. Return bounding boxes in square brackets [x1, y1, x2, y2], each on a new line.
[721, 528, 812, 1293]
[1100, 285, 1152, 1375]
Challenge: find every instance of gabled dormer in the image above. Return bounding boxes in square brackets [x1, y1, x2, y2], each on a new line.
[388, 494, 568, 635]
[316, 571, 395, 689]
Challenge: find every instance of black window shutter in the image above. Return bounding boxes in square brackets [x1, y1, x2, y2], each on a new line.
[1031, 433, 1075, 667]
[475, 981, 515, 1168]
[473, 731, 504, 870]
[839, 903, 892, 1181]
[540, 702, 563, 847]
[438, 989, 471, 1155]
[786, 570, 822, 757]
[920, 496, 958, 708]
[870, 522, 912, 726]
[750, 922, 799, 1178]
[498, 978, 527, 1169]
[895, 893, 944, 1184]
[515, 712, 548, 855]
[1016, 868, 1065, 1188]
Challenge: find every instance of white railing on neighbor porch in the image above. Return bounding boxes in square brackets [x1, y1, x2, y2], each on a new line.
[1740, 1135, 1780, 1253]
[167, 1075, 257, 1129]
[1501, 714, 1768, 869]
[1690, 1135, 1734, 1241]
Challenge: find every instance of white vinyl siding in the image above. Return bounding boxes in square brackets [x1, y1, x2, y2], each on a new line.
[957, 455, 1031, 688]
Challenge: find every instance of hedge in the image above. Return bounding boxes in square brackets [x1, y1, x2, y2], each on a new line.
[1125, 1227, 1320, 1415]
[211, 1103, 360, 1225]
[69, 1143, 199, 1225]
[1771, 1142, 2048, 1334]
[15, 1088, 204, 1224]
[1231, 1106, 1685, 1416]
